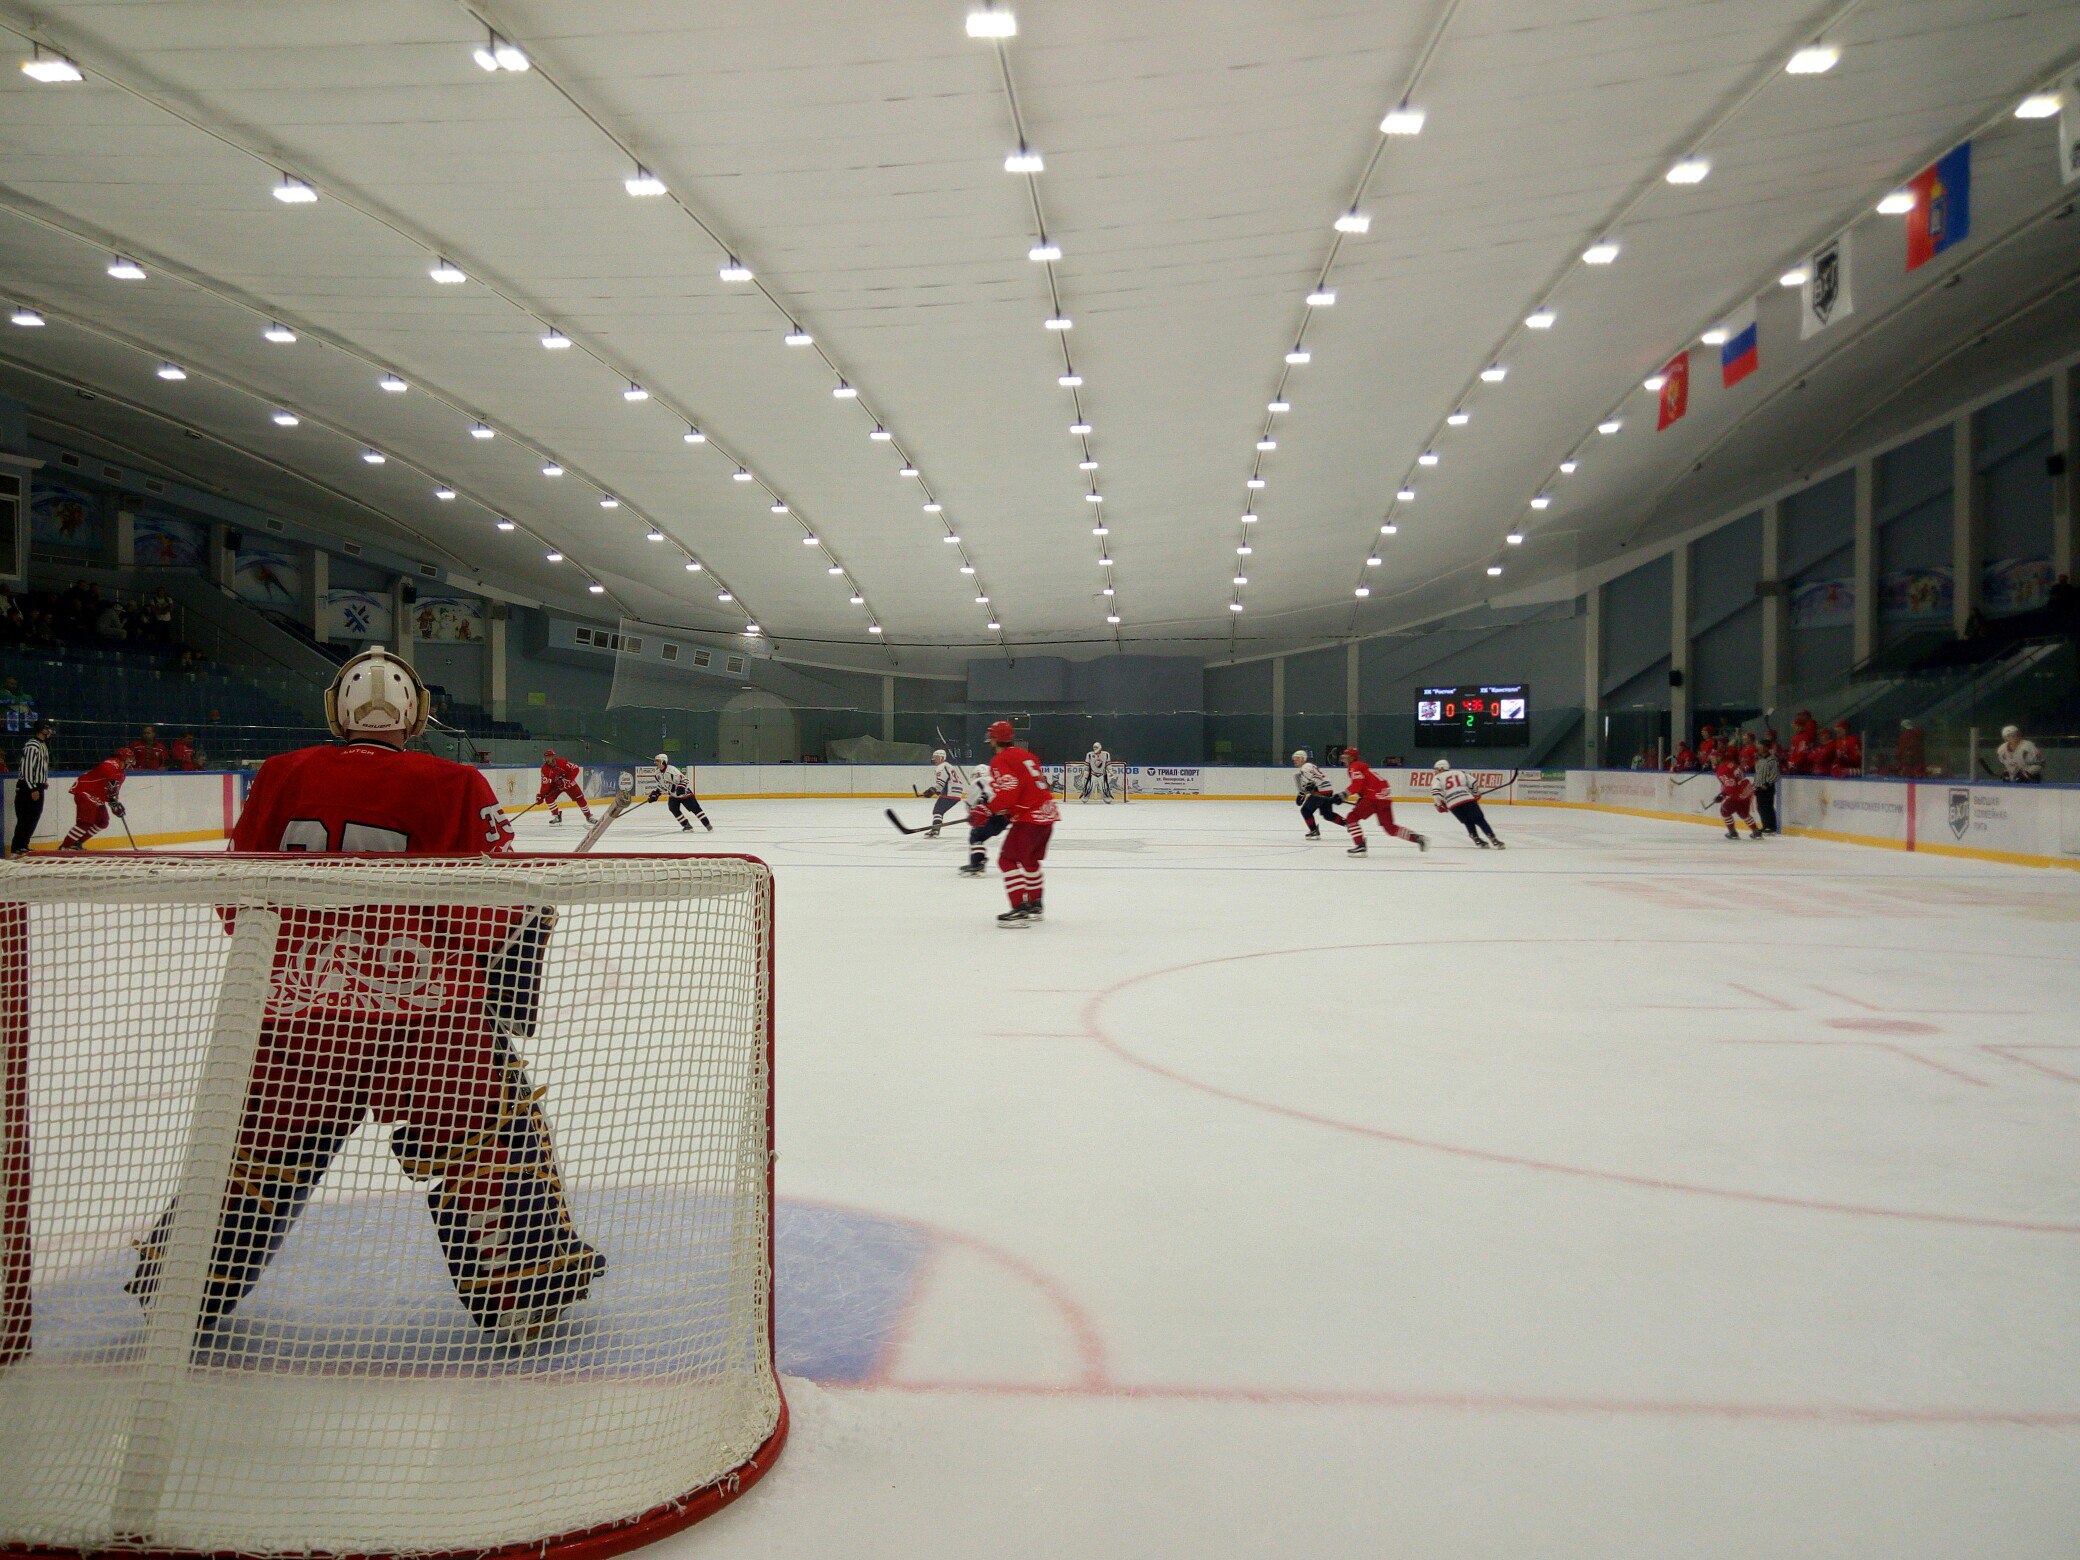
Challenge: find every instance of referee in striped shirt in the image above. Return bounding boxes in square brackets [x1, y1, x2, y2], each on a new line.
[9, 719, 52, 857]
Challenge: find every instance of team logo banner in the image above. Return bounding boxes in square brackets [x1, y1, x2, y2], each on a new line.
[1799, 232, 1853, 339]
[1948, 788, 1971, 842]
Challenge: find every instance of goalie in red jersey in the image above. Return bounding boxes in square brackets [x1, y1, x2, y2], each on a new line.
[534, 747, 595, 827]
[982, 719, 1059, 927]
[1340, 748, 1427, 856]
[128, 647, 604, 1344]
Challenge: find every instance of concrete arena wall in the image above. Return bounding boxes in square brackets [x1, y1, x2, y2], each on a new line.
[14, 763, 2077, 872]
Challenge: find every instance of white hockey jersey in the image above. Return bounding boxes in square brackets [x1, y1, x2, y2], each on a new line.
[1432, 768, 1479, 809]
[1085, 747, 1111, 769]
[1294, 762, 1335, 795]
[652, 762, 695, 797]
[927, 759, 963, 796]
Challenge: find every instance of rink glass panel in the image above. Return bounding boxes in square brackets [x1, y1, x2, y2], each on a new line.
[0, 854, 781, 1559]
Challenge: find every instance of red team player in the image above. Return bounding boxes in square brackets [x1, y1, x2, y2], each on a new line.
[60, 750, 131, 850]
[534, 747, 595, 828]
[1713, 760, 1763, 840]
[983, 719, 1059, 927]
[127, 647, 604, 1343]
[1340, 748, 1427, 856]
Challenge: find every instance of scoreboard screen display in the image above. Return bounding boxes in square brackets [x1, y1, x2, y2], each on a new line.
[1415, 684, 1529, 747]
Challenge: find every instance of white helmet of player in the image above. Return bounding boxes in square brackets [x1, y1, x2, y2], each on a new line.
[654, 752, 670, 767]
[932, 748, 948, 762]
[1434, 757, 1451, 770]
[1291, 750, 1308, 764]
[325, 646, 427, 741]
[2001, 725, 2019, 739]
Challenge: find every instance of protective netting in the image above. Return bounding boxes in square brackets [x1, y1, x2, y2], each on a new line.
[0, 854, 782, 1559]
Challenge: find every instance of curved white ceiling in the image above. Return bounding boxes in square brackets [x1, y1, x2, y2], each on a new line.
[0, 0, 2074, 671]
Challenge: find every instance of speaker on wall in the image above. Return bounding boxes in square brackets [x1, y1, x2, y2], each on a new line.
[1668, 668, 1685, 689]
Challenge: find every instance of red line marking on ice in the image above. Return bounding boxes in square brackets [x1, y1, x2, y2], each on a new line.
[1075, 937, 2080, 1236]
[1725, 1036, 1987, 1087]
[1983, 1045, 2080, 1088]
[1731, 982, 1796, 1011]
[863, 1242, 942, 1389]
[839, 1378, 2080, 1428]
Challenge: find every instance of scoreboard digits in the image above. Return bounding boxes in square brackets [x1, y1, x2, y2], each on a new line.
[1416, 683, 1529, 747]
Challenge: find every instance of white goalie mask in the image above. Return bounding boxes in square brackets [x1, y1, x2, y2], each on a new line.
[326, 647, 428, 741]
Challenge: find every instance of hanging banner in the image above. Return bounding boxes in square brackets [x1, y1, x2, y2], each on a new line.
[1799, 232, 1853, 338]
[408, 593, 485, 642]
[1877, 565, 1953, 621]
[1719, 302, 1758, 388]
[1904, 142, 1971, 271]
[320, 587, 394, 642]
[2060, 69, 2080, 185]
[1655, 351, 1690, 430]
[131, 508, 208, 569]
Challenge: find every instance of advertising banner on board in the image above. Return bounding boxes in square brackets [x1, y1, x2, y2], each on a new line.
[1129, 765, 1204, 795]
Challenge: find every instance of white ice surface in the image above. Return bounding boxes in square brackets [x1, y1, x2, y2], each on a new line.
[202, 800, 2080, 1554]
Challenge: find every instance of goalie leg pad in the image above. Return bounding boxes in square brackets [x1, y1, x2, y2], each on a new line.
[383, 1026, 603, 1341]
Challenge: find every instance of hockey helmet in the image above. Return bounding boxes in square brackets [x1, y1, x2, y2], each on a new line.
[1290, 750, 1309, 764]
[2001, 725, 2020, 739]
[326, 647, 428, 741]
[1433, 757, 1450, 770]
[654, 752, 671, 767]
[987, 720, 1016, 745]
[932, 748, 948, 762]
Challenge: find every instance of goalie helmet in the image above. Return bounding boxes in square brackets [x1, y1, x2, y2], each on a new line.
[326, 646, 427, 741]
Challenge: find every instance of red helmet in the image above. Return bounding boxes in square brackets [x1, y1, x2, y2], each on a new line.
[987, 720, 1016, 745]
[543, 747, 556, 758]
[1342, 747, 1360, 762]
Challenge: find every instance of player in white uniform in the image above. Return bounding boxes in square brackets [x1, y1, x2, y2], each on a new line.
[1431, 757, 1504, 848]
[648, 753, 712, 831]
[923, 748, 967, 836]
[1291, 750, 1344, 839]
[1996, 725, 2043, 782]
[1080, 742, 1117, 802]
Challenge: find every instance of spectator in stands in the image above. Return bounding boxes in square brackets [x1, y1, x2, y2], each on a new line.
[1630, 749, 1650, 770]
[1737, 730, 1759, 769]
[1829, 720, 1863, 777]
[1996, 725, 2043, 783]
[1696, 725, 1721, 769]
[1669, 740, 1698, 772]
[170, 731, 200, 771]
[132, 725, 168, 771]
[144, 586, 177, 643]
[94, 598, 130, 642]
[1753, 738, 1782, 835]
[1893, 720, 1926, 779]
[20, 605, 56, 649]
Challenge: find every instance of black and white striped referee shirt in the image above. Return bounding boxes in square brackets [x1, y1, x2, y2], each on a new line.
[17, 736, 48, 790]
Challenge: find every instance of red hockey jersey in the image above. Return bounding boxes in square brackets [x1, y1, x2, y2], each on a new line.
[234, 741, 513, 855]
[71, 758, 126, 806]
[1344, 756, 1390, 801]
[987, 745, 1061, 824]
[539, 755, 580, 787]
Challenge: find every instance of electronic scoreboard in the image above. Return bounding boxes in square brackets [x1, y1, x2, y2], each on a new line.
[1415, 684, 1529, 747]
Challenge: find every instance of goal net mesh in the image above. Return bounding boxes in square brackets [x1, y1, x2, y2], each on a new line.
[0, 854, 782, 1560]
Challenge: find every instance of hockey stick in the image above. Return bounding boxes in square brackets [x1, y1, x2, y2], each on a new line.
[115, 807, 139, 850]
[886, 806, 968, 837]
[1472, 768, 1522, 800]
[573, 773, 638, 854]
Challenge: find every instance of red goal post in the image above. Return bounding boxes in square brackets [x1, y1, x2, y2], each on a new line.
[0, 852, 783, 1560]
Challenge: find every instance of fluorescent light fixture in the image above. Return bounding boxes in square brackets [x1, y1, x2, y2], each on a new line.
[1779, 266, 1810, 287]
[745, 624, 761, 636]
[988, 619, 1001, 630]
[801, 533, 816, 543]
[1257, 439, 1277, 451]
[648, 530, 666, 542]
[1666, 157, 1711, 184]
[273, 175, 317, 204]
[379, 373, 407, 393]
[774, 503, 791, 514]
[1525, 310, 1556, 329]
[1102, 586, 1115, 596]
[271, 410, 300, 426]
[785, 328, 813, 345]
[1598, 418, 1623, 435]
[624, 167, 668, 197]
[1229, 602, 1243, 613]
[471, 422, 495, 439]
[1080, 459, 1099, 471]
[943, 533, 960, 543]
[1355, 587, 1370, 598]
[1380, 522, 1397, 535]
[1240, 512, 1257, 524]
[1582, 242, 1620, 265]
[1506, 532, 1525, 544]
[1045, 316, 1072, 330]
[1005, 147, 1044, 173]
[1877, 190, 1915, 215]
[1530, 496, 1551, 510]
[868, 623, 882, 633]
[541, 329, 571, 349]
[361, 449, 385, 464]
[1100, 555, 1113, 566]
[833, 383, 858, 398]
[1643, 373, 1667, 392]
[717, 591, 732, 602]
[21, 48, 83, 83]
[1480, 365, 1507, 382]
[1701, 327, 1730, 346]
[1070, 421, 1092, 435]
[1446, 410, 1470, 426]
[1285, 349, 1311, 364]
[599, 496, 619, 509]
[473, 35, 529, 71]
[1397, 488, 1416, 502]
[545, 553, 563, 563]
[623, 384, 649, 401]
[1107, 613, 1121, 624]
[429, 259, 467, 284]
[1085, 492, 1103, 503]
[718, 259, 754, 281]
[262, 322, 297, 343]
[923, 502, 942, 513]
[733, 468, 752, 481]
[434, 486, 457, 500]
[1236, 545, 1251, 556]
[1334, 209, 1371, 234]
[1059, 373, 1083, 386]
[1092, 525, 1108, 536]
[1246, 477, 1264, 488]
[1267, 400, 1290, 413]
[106, 257, 146, 280]
[1559, 459, 1578, 474]
[688, 561, 704, 571]
[1786, 44, 1839, 74]
[155, 362, 186, 381]
[829, 564, 843, 574]
[1367, 554, 1383, 565]
[1029, 242, 1062, 261]
[1417, 451, 1439, 466]
[1379, 107, 1426, 135]
[1233, 575, 1248, 586]
[542, 463, 564, 477]
[2016, 93, 2062, 119]
[496, 520, 515, 530]
[898, 465, 920, 477]
[685, 426, 705, 442]
[1486, 565, 1503, 576]
[975, 595, 989, 604]
[961, 564, 976, 573]
[870, 427, 892, 441]
[1306, 289, 1336, 306]
[9, 307, 44, 327]
[589, 583, 606, 595]
[966, 7, 1016, 38]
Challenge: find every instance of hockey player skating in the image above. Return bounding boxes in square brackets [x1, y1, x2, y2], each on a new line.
[1431, 757, 1503, 848]
[982, 719, 1058, 926]
[1291, 750, 1344, 839]
[1340, 748, 1426, 855]
[922, 748, 966, 836]
[535, 747, 595, 827]
[1080, 742, 1117, 803]
[1711, 760, 1764, 840]
[128, 647, 604, 1343]
[59, 749, 130, 850]
[649, 753, 712, 831]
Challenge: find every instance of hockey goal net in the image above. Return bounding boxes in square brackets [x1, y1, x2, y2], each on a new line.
[1065, 762, 1131, 803]
[0, 853, 783, 1560]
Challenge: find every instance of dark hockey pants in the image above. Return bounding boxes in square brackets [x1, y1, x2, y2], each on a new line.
[1448, 798, 1498, 842]
[1299, 793, 1344, 831]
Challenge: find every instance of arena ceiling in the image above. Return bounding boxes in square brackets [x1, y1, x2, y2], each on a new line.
[1, 0, 2076, 671]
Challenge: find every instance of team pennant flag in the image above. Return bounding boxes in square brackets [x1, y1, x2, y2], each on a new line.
[1656, 350, 1689, 430]
[1799, 232, 1852, 338]
[1905, 142, 1971, 271]
[1719, 303, 1758, 389]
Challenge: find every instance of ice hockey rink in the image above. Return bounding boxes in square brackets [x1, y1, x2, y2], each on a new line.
[500, 794, 2077, 1558]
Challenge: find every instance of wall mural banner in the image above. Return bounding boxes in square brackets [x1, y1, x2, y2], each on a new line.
[30, 480, 100, 552]
[1982, 557, 2053, 616]
[409, 593, 485, 642]
[233, 546, 302, 609]
[132, 508, 208, 569]
[320, 587, 394, 642]
[1877, 565, 1953, 621]
[1788, 576, 1854, 629]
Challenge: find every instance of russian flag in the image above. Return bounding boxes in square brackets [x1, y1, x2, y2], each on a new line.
[1720, 304, 1758, 389]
